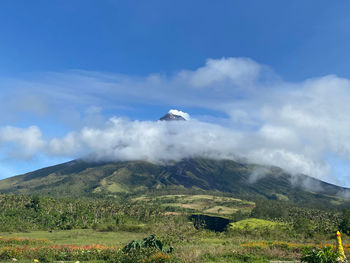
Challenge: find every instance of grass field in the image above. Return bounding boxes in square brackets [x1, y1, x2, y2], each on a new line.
[0, 229, 145, 246]
[132, 194, 255, 217]
[0, 228, 349, 263]
[230, 218, 284, 230]
[0, 230, 149, 263]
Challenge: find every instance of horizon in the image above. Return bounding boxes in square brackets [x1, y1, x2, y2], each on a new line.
[1, 1, 350, 187]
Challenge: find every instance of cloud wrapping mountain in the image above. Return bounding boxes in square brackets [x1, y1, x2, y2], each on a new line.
[0, 116, 330, 183]
[1, 57, 350, 185]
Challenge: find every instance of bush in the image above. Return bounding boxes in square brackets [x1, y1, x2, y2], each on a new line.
[122, 235, 173, 263]
[300, 247, 340, 263]
[294, 217, 315, 237]
[123, 234, 172, 253]
[339, 210, 350, 236]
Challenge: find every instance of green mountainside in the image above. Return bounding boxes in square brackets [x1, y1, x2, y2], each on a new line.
[0, 158, 349, 207]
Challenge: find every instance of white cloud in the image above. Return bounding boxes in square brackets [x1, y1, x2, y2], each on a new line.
[184, 57, 262, 88]
[2, 57, 350, 186]
[0, 115, 330, 182]
[168, 109, 190, 120]
[47, 117, 241, 162]
[0, 126, 45, 158]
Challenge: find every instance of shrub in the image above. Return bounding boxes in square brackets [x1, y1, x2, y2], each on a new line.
[123, 234, 172, 253]
[300, 247, 340, 263]
[122, 235, 173, 263]
[294, 217, 315, 237]
[339, 210, 350, 236]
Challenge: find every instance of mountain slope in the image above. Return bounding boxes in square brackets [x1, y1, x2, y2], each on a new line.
[0, 158, 349, 207]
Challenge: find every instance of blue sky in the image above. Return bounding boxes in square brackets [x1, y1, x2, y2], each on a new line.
[2, 0, 350, 80]
[1, 0, 350, 187]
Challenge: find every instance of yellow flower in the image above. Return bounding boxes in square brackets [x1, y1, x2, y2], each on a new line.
[33, 259, 39, 263]
[336, 231, 347, 262]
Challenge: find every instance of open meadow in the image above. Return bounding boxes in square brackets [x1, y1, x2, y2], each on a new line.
[0, 227, 349, 263]
[0, 193, 349, 262]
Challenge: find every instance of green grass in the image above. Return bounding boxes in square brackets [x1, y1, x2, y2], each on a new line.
[204, 205, 238, 214]
[230, 218, 283, 230]
[0, 261, 105, 263]
[0, 228, 346, 263]
[133, 194, 255, 218]
[0, 229, 146, 246]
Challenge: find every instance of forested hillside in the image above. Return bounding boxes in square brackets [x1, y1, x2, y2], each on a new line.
[0, 158, 349, 209]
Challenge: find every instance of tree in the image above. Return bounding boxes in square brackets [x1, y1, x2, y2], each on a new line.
[294, 217, 314, 237]
[339, 209, 350, 236]
[25, 196, 41, 212]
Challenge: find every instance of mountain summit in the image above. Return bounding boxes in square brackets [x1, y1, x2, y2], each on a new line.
[160, 113, 186, 121]
[159, 109, 189, 121]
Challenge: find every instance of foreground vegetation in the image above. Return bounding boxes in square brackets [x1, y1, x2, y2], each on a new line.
[0, 228, 349, 262]
[1, 192, 350, 262]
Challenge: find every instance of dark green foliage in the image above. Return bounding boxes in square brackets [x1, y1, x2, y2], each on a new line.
[251, 199, 341, 236]
[0, 194, 161, 232]
[251, 200, 289, 220]
[232, 210, 250, 222]
[190, 214, 230, 232]
[293, 217, 314, 237]
[122, 235, 173, 262]
[301, 247, 340, 263]
[123, 234, 162, 252]
[25, 195, 41, 212]
[0, 191, 344, 237]
[339, 209, 350, 235]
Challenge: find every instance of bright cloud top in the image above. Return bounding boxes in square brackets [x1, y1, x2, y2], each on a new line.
[168, 109, 190, 120]
[1, 57, 350, 186]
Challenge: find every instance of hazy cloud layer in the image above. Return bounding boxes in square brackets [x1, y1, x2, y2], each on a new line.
[1, 57, 350, 185]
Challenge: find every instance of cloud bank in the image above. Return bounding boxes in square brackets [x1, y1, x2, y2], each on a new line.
[1, 57, 350, 186]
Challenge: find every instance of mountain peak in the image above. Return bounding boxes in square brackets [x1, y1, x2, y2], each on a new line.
[159, 109, 189, 121]
[160, 113, 186, 121]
